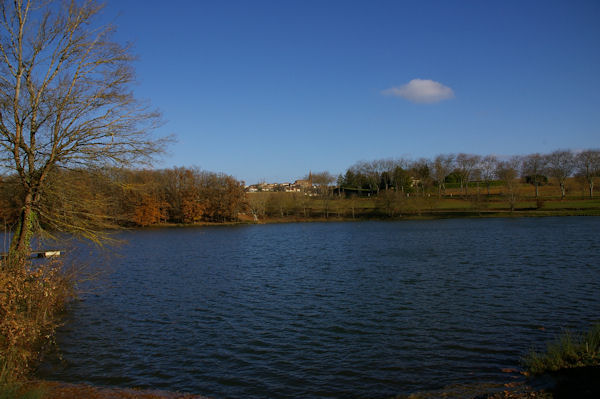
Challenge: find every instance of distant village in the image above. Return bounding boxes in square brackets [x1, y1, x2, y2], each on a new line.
[245, 175, 316, 193]
[244, 171, 421, 196]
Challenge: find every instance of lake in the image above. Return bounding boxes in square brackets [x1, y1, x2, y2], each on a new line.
[40, 217, 600, 398]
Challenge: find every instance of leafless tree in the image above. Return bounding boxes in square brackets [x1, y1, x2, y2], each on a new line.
[305, 171, 333, 218]
[0, 0, 168, 257]
[410, 158, 431, 196]
[521, 153, 547, 198]
[373, 158, 396, 191]
[377, 189, 403, 217]
[431, 153, 454, 197]
[455, 153, 481, 195]
[495, 157, 520, 212]
[546, 150, 575, 199]
[309, 171, 335, 196]
[347, 194, 357, 219]
[575, 149, 600, 198]
[479, 155, 498, 195]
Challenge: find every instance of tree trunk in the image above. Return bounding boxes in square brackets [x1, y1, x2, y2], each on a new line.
[10, 195, 35, 261]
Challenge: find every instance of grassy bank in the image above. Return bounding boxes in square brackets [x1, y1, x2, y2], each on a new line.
[242, 195, 600, 225]
[523, 323, 600, 375]
[240, 187, 600, 225]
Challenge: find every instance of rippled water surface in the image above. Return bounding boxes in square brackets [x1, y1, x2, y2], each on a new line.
[41, 217, 600, 398]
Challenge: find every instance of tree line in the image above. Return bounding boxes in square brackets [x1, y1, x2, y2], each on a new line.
[0, 167, 246, 232]
[247, 148, 600, 220]
[1, 148, 599, 231]
[338, 149, 600, 199]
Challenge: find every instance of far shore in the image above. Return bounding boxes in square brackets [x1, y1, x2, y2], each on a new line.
[133, 207, 600, 230]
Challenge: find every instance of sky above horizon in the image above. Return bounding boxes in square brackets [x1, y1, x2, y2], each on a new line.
[103, 0, 599, 184]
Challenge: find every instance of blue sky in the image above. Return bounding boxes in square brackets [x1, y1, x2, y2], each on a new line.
[103, 0, 599, 184]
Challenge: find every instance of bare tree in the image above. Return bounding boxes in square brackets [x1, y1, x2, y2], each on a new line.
[546, 150, 575, 199]
[410, 158, 431, 196]
[308, 171, 334, 218]
[347, 193, 357, 219]
[0, 0, 168, 257]
[377, 189, 403, 217]
[521, 153, 547, 198]
[376, 158, 399, 191]
[479, 155, 498, 195]
[309, 171, 335, 196]
[431, 154, 454, 197]
[575, 149, 600, 198]
[496, 157, 520, 212]
[455, 153, 481, 195]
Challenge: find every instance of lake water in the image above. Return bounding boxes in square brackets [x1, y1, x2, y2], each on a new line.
[40, 217, 600, 398]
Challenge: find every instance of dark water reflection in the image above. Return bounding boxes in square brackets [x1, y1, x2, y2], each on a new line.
[40, 217, 600, 398]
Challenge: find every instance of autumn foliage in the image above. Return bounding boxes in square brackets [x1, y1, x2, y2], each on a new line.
[0, 258, 73, 381]
[0, 167, 248, 229]
[134, 195, 169, 227]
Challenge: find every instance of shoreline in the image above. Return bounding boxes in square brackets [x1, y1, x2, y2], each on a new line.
[134, 208, 600, 230]
[26, 375, 551, 399]
[33, 366, 600, 399]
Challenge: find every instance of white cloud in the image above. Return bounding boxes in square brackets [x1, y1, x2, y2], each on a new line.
[382, 79, 455, 104]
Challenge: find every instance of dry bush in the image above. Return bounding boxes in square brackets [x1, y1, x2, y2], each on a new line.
[0, 258, 74, 381]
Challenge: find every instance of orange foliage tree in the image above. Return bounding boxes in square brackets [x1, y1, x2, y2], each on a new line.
[133, 194, 168, 226]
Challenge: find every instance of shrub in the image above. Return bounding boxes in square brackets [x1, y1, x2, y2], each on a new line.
[523, 323, 600, 375]
[0, 257, 74, 381]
